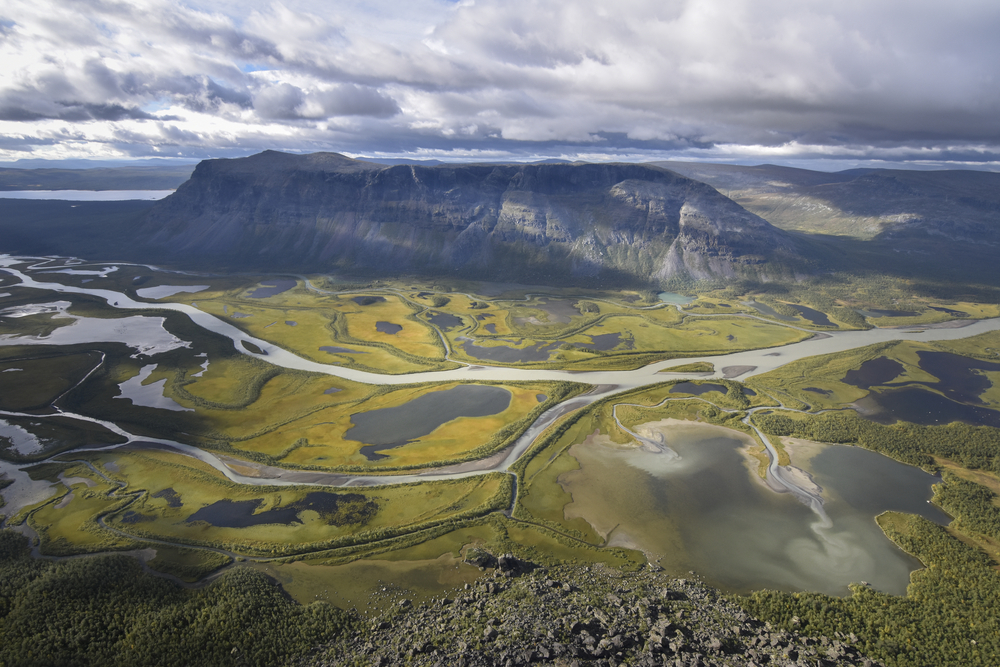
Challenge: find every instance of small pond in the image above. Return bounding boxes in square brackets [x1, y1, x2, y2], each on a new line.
[670, 382, 727, 396]
[742, 301, 796, 322]
[427, 311, 463, 330]
[842, 357, 904, 389]
[573, 332, 634, 352]
[459, 338, 561, 363]
[248, 279, 296, 299]
[345, 385, 512, 460]
[658, 292, 694, 306]
[376, 321, 402, 335]
[186, 498, 302, 527]
[791, 304, 834, 327]
[856, 387, 1000, 428]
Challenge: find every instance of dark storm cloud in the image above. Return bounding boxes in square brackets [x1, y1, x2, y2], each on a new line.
[2, 0, 999, 166]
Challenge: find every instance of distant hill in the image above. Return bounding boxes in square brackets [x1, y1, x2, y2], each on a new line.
[135, 151, 804, 285]
[657, 161, 1000, 244]
[0, 165, 195, 191]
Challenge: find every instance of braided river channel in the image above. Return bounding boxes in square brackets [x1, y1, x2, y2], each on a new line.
[2, 254, 998, 596]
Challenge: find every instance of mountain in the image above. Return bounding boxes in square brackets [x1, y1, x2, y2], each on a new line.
[0, 165, 195, 191]
[137, 151, 802, 285]
[657, 161, 1000, 244]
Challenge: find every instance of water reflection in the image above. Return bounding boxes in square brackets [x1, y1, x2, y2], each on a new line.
[561, 422, 943, 596]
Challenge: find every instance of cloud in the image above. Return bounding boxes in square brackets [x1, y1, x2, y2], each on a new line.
[0, 0, 999, 166]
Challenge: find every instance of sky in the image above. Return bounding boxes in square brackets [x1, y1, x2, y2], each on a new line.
[1, 0, 999, 169]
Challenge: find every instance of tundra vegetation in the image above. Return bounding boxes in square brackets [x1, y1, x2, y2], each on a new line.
[5, 263, 1000, 667]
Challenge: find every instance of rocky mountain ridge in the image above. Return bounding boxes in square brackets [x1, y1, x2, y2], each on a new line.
[138, 151, 803, 285]
[311, 556, 880, 667]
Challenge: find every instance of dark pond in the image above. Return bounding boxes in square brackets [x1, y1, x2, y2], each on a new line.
[248, 279, 296, 299]
[187, 499, 302, 527]
[791, 305, 834, 327]
[346, 384, 513, 460]
[916, 350, 1000, 403]
[671, 382, 728, 396]
[476, 314, 494, 320]
[353, 296, 385, 306]
[930, 306, 967, 317]
[120, 511, 155, 524]
[376, 321, 402, 335]
[574, 332, 635, 352]
[536, 394, 547, 402]
[858, 309, 920, 318]
[483, 323, 498, 334]
[285, 320, 297, 326]
[804, 387, 833, 396]
[231, 312, 251, 318]
[742, 301, 795, 322]
[324, 387, 342, 394]
[184, 492, 373, 528]
[743, 387, 757, 396]
[320, 346, 367, 355]
[857, 387, 1000, 427]
[152, 487, 182, 508]
[459, 338, 562, 363]
[427, 311, 463, 330]
[843, 356, 904, 389]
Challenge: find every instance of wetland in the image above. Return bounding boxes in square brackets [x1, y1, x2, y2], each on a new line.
[4, 251, 1000, 638]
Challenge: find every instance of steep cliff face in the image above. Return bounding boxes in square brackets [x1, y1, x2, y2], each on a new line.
[139, 151, 802, 284]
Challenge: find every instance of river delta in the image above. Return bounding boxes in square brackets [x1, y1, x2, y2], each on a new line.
[2, 253, 1000, 607]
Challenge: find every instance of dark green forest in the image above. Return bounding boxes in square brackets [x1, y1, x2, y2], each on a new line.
[0, 532, 355, 667]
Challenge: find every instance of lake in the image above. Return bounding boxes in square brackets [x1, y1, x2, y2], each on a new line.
[560, 421, 947, 596]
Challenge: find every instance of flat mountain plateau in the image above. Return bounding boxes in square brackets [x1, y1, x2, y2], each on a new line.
[137, 151, 801, 285]
[3, 156, 1000, 667]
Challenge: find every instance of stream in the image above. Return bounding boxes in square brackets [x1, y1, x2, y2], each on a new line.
[1, 254, 996, 589]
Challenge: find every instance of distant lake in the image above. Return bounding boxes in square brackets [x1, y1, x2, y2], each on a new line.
[0, 190, 174, 201]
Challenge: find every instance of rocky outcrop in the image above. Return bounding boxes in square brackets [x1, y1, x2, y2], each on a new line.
[138, 151, 802, 285]
[308, 561, 880, 667]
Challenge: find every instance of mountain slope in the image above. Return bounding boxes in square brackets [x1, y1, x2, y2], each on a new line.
[658, 161, 1000, 244]
[137, 151, 803, 285]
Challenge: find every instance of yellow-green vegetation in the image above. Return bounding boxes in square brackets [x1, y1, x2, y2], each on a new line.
[0, 349, 101, 411]
[249, 512, 644, 615]
[175, 282, 456, 374]
[93, 340, 580, 471]
[267, 381, 579, 470]
[748, 333, 1000, 414]
[448, 311, 811, 370]
[145, 545, 233, 582]
[743, 511, 1000, 667]
[23, 461, 141, 556]
[86, 448, 511, 557]
[747, 342, 893, 410]
[659, 361, 714, 373]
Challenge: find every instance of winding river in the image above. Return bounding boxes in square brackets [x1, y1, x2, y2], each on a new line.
[2, 254, 997, 592]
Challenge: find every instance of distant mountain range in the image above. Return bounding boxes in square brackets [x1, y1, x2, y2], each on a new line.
[2, 153, 998, 288]
[135, 151, 802, 285]
[657, 161, 1000, 245]
[0, 165, 195, 191]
